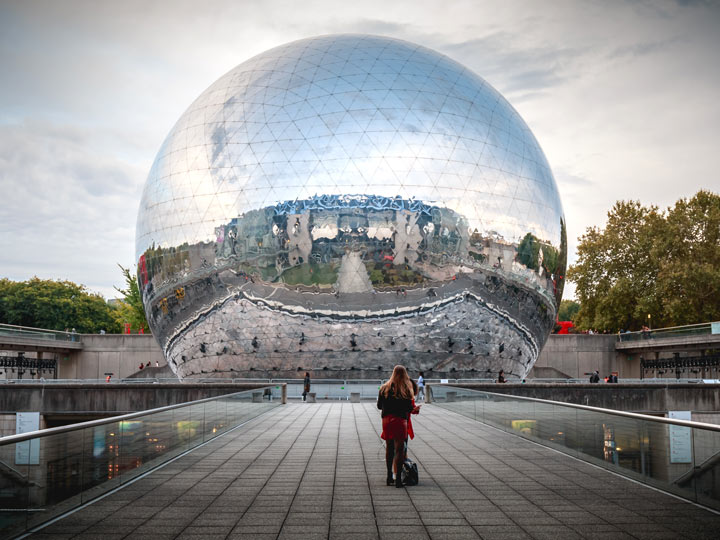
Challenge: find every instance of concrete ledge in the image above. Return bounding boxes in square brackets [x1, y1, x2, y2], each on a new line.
[0, 383, 282, 416]
[428, 382, 720, 414]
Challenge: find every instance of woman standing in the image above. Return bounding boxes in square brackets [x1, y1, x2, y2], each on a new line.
[377, 365, 420, 487]
[302, 372, 311, 401]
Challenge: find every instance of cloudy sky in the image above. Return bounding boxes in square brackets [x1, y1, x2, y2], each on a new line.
[1, 0, 718, 300]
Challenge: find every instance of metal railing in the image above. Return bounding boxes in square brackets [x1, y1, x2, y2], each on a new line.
[430, 384, 720, 511]
[0, 323, 80, 343]
[0, 386, 280, 537]
[617, 321, 719, 342]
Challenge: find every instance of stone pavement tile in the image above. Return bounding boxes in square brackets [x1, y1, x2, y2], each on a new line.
[461, 511, 510, 526]
[472, 525, 532, 539]
[71, 534, 126, 540]
[378, 530, 431, 540]
[520, 525, 582, 540]
[424, 525, 480, 539]
[277, 527, 329, 540]
[284, 512, 332, 525]
[508, 513, 561, 525]
[121, 534, 178, 540]
[230, 523, 283, 535]
[131, 522, 187, 535]
[228, 534, 277, 540]
[329, 533, 379, 540]
[190, 513, 242, 525]
[378, 524, 428, 535]
[375, 514, 423, 525]
[331, 523, 379, 534]
[629, 533, 689, 540]
[579, 532, 636, 540]
[176, 534, 227, 540]
[178, 524, 235, 537]
[76, 522, 137, 534]
[420, 517, 470, 526]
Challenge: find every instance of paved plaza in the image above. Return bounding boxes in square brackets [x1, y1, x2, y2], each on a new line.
[29, 403, 720, 540]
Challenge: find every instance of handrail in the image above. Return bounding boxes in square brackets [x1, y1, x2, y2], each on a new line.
[434, 385, 720, 432]
[0, 385, 276, 445]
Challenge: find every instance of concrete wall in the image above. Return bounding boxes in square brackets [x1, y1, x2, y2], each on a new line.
[0, 383, 275, 417]
[532, 334, 622, 379]
[60, 334, 166, 379]
[54, 333, 637, 381]
[440, 382, 720, 418]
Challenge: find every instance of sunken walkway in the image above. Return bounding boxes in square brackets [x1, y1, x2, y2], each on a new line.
[30, 403, 719, 540]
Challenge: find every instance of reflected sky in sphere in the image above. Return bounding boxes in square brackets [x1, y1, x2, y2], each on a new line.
[136, 34, 563, 260]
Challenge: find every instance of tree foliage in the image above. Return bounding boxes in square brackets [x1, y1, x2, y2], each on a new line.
[0, 277, 121, 333]
[568, 190, 720, 331]
[114, 265, 150, 333]
[558, 299, 581, 322]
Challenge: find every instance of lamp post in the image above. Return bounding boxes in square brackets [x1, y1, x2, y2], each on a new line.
[647, 313, 651, 330]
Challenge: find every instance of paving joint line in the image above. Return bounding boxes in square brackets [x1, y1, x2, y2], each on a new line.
[351, 402, 381, 539]
[272, 403, 334, 540]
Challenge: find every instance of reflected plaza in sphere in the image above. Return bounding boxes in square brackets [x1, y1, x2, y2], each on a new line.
[135, 34, 566, 381]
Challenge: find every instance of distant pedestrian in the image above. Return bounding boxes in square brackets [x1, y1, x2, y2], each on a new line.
[498, 369, 506, 383]
[139, 363, 144, 370]
[589, 370, 600, 383]
[106, 374, 112, 383]
[71, 328, 77, 342]
[155, 360, 159, 368]
[416, 372, 425, 401]
[302, 371, 311, 401]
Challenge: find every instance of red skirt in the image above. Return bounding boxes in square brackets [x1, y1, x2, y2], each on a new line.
[381, 415, 408, 441]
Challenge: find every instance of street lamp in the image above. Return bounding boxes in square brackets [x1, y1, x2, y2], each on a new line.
[647, 313, 651, 330]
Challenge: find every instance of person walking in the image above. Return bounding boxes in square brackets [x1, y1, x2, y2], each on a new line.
[498, 369, 506, 383]
[377, 365, 420, 488]
[417, 372, 425, 401]
[302, 371, 311, 402]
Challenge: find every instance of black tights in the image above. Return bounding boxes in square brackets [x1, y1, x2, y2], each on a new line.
[386, 439, 407, 477]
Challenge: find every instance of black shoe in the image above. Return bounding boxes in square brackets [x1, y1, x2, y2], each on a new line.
[386, 474, 394, 486]
[395, 476, 403, 488]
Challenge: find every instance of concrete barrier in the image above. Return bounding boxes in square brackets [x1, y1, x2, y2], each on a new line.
[350, 392, 360, 403]
[307, 392, 316, 403]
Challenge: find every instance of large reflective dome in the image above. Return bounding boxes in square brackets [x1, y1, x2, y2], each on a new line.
[136, 34, 566, 381]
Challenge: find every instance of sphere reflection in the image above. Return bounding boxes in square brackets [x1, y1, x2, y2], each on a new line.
[136, 34, 566, 380]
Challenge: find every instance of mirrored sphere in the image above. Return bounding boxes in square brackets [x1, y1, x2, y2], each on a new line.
[136, 34, 566, 381]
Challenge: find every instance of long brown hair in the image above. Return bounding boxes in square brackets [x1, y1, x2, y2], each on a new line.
[380, 365, 414, 399]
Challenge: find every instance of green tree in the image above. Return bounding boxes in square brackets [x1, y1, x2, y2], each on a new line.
[114, 265, 150, 333]
[568, 191, 720, 331]
[517, 232, 540, 270]
[0, 277, 121, 333]
[652, 191, 720, 325]
[557, 299, 581, 322]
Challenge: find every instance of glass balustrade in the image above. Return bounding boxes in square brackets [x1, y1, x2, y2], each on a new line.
[430, 385, 720, 511]
[0, 387, 279, 537]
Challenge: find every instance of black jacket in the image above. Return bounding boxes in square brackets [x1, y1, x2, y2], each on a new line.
[376, 382, 417, 419]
